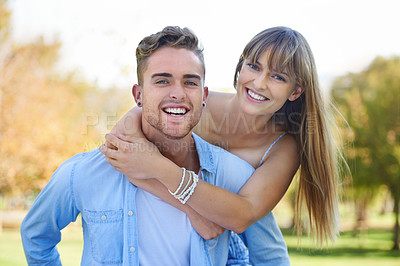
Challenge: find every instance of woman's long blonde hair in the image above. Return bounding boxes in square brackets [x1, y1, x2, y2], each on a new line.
[234, 26, 342, 245]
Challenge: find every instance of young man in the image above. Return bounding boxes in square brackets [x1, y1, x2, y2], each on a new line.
[21, 26, 289, 265]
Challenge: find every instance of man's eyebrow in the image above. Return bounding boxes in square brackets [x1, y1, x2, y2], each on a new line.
[151, 73, 201, 80]
[151, 73, 172, 79]
[183, 74, 201, 80]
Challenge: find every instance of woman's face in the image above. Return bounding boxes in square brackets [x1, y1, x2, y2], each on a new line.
[236, 50, 303, 117]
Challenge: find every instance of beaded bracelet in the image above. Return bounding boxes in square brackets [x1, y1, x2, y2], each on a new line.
[168, 167, 186, 196]
[181, 171, 199, 204]
[168, 168, 200, 204]
[175, 170, 192, 199]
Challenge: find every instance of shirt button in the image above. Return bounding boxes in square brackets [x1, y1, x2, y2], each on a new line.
[130, 247, 135, 252]
[101, 215, 107, 221]
[128, 211, 133, 216]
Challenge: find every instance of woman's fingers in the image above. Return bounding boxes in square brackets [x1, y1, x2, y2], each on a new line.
[105, 133, 122, 148]
[105, 157, 123, 172]
[105, 133, 137, 153]
[105, 140, 117, 150]
[100, 134, 142, 160]
[99, 143, 120, 160]
[100, 132, 161, 179]
[118, 134, 145, 144]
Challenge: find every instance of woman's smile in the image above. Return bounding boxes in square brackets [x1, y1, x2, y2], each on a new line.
[246, 88, 269, 102]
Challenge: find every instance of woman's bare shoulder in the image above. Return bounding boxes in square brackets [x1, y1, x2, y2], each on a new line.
[194, 90, 234, 141]
[207, 90, 235, 103]
[205, 90, 235, 118]
[263, 132, 299, 164]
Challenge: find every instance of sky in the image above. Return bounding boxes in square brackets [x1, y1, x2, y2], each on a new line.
[8, 0, 400, 92]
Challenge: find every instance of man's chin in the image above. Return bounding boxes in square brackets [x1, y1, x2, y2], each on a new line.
[161, 130, 191, 140]
[145, 119, 197, 141]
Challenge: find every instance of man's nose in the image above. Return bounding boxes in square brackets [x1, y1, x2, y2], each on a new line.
[169, 82, 186, 100]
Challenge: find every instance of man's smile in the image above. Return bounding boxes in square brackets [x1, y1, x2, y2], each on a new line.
[163, 106, 189, 116]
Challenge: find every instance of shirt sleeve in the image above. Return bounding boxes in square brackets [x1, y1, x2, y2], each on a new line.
[239, 212, 291, 266]
[226, 231, 250, 266]
[20, 154, 81, 266]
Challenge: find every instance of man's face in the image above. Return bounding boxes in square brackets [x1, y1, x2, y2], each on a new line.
[134, 47, 208, 140]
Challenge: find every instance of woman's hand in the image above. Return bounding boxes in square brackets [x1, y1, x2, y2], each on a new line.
[100, 133, 164, 179]
[100, 140, 226, 239]
[186, 209, 225, 240]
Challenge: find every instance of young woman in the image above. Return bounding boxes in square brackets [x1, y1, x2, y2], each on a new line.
[102, 26, 342, 248]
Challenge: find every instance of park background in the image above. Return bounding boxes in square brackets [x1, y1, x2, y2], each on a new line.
[0, 0, 399, 265]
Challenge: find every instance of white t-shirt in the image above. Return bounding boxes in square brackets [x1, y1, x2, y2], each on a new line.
[136, 189, 192, 266]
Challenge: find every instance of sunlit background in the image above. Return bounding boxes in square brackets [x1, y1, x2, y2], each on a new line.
[9, 0, 400, 90]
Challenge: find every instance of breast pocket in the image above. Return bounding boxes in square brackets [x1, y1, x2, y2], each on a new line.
[83, 209, 124, 264]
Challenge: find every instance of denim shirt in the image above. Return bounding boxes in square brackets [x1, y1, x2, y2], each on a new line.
[21, 133, 289, 265]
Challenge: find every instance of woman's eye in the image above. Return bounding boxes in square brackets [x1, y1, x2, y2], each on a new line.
[247, 63, 259, 71]
[272, 75, 285, 82]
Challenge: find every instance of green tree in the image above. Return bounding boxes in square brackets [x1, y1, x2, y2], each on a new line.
[331, 56, 400, 250]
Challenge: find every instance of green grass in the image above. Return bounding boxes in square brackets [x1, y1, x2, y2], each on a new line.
[0, 223, 83, 266]
[2, 225, 399, 265]
[282, 228, 400, 266]
[0, 228, 27, 266]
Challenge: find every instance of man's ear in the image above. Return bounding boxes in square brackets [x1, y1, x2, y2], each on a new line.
[202, 86, 209, 107]
[288, 86, 304, 101]
[132, 84, 143, 106]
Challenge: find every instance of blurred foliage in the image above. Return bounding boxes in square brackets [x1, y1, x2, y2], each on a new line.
[0, 0, 11, 43]
[0, 1, 133, 199]
[331, 56, 400, 249]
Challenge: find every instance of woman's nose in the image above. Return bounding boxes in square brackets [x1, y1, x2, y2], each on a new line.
[254, 73, 268, 91]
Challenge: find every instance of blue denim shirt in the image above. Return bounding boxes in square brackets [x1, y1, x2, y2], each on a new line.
[21, 133, 289, 265]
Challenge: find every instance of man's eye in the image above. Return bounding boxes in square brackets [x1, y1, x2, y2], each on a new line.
[247, 63, 259, 71]
[156, 80, 168, 84]
[185, 81, 198, 86]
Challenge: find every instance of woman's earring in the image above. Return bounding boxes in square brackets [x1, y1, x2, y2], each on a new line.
[202, 102, 206, 107]
[137, 102, 142, 107]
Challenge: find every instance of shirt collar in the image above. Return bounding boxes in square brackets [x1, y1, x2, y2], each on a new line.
[192, 133, 216, 175]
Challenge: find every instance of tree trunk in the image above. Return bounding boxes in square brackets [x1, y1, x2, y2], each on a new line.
[392, 193, 399, 250]
[352, 197, 369, 242]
